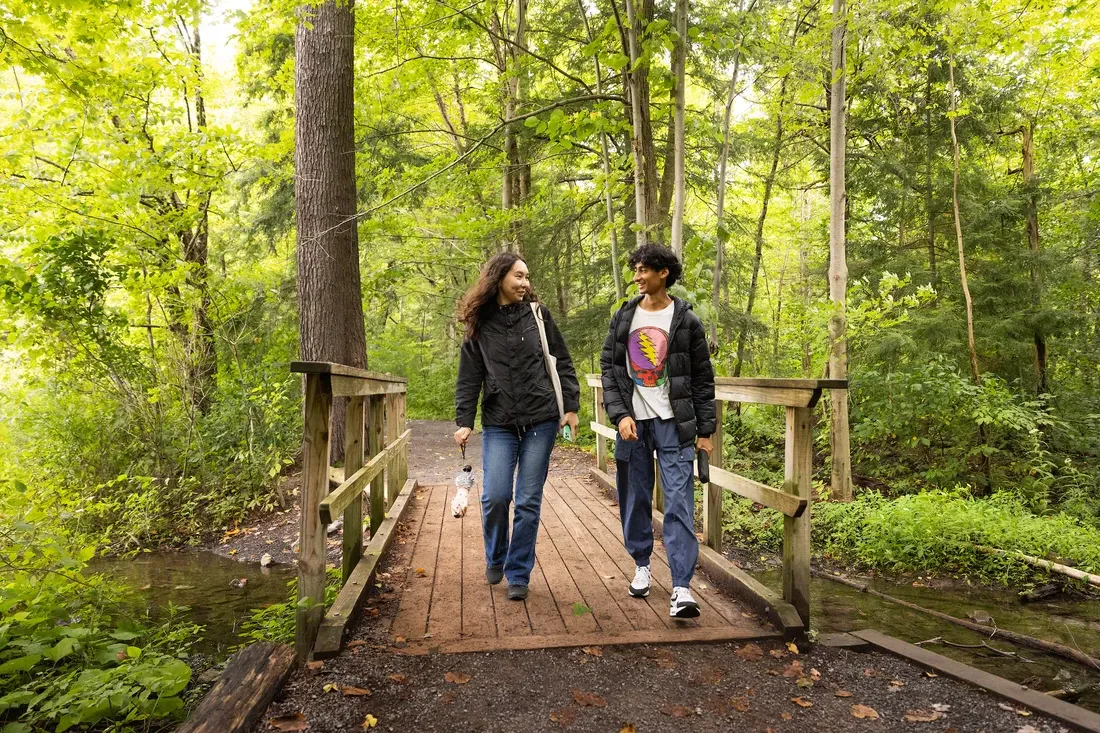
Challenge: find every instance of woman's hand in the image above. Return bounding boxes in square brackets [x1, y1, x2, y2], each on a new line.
[454, 427, 473, 448]
[561, 411, 579, 438]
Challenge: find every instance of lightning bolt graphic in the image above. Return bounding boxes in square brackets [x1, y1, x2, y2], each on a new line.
[637, 331, 658, 368]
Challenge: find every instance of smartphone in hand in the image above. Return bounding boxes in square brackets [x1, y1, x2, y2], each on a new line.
[697, 448, 710, 484]
[561, 424, 573, 442]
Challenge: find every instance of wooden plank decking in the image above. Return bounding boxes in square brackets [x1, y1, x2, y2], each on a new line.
[390, 476, 778, 654]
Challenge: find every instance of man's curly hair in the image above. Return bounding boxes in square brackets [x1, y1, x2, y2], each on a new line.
[628, 244, 683, 288]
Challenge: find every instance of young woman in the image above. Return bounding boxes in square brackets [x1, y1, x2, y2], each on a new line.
[454, 253, 580, 600]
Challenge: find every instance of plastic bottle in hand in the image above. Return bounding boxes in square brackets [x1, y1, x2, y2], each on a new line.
[452, 464, 475, 518]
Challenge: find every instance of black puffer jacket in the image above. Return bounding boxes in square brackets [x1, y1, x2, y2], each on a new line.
[600, 296, 716, 447]
[456, 301, 581, 429]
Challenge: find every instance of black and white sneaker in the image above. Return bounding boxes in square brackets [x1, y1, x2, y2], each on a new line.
[669, 586, 700, 618]
[629, 565, 652, 597]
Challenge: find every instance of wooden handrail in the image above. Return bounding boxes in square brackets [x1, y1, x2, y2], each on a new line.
[291, 360, 409, 383]
[320, 429, 412, 525]
[585, 371, 846, 631]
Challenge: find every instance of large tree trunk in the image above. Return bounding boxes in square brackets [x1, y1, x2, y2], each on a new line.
[295, 0, 367, 461]
[827, 0, 852, 501]
[669, 0, 688, 258]
[1022, 121, 1048, 395]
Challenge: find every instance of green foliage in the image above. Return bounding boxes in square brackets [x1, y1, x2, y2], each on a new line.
[0, 484, 198, 732]
[239, 568, 342, 645]
[723, 489, 1100, 585]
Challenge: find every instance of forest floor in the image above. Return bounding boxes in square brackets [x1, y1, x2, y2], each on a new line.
[217, 420, 1068, 732]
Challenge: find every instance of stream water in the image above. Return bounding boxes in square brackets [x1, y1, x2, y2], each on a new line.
[753, 569, 1100, 713]
[96, 551, 1099, 713]
[91, 551, 296, 657]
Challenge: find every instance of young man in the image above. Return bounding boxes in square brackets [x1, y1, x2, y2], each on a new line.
[600, 244, 716, 618]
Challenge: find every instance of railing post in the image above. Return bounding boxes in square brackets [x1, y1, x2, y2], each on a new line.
[368, 395, 385, 536]
[703, 399, 724, 551]
[394, 392, 408, 506]
[384, 394, 400, 508]
[342, 395, 365, 582]
[783, 405, 813, 629]
[594, 385, 607, 473]
[296, 372, 332, 661]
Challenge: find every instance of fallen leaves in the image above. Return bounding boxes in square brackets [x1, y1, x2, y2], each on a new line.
[572, 602, 592, 616]
[415, 568, 427, 577]
[387, 673, 408, 684]
[780, 712, 793, 721]
[781, 660, 804, 678]
[851, 704, 880, 720]
[736, 643, 764, 661]
[549, 709, 577, 726]
[305, 660, 324, 673]
[342, 686, 372, 697]
[835, 690, 853, 698]
[581, 646, 603, 657]
[571, 689, 607, 708]
[269, 713, 309, 731]
[786, 641, 799, 654]
[903, 709, 944, 722]
[732, 696, 750, 712]
[659, 704, 692, 718]
[768, 648, 787, 659]
[998, 703, 1031, 716]
[444, 671, 471, 685]
[347, 640, 366, 649]
[619, 725, 636, 733]
[361, 713, 378, 729]
[791, 696, 813, 708]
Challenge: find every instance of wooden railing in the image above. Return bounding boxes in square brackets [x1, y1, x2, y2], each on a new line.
[587, 374, 846, 630]
[290, 361, 414, 660]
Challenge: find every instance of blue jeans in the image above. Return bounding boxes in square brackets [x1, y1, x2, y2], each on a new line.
[481, 420, 558, 586]
[615, 418, 698, 587]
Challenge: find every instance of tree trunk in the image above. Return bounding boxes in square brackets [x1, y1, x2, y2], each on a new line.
[948, 60, 980, 386]
[828, 0, 852, 502]
[713, 1, 747, 346]
[1022, 121, 1047, 395]
[623, 0, 649, 247]
[925, 60, 937, 285]
[579, 0, 624, 299]
[669, 0, 688, 258]
[733, 88, 784, 378]
[295, 0, 367, 461]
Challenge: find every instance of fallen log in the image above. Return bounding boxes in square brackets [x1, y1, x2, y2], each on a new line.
[176, 642, 296, 733]
[973, 545, 1100, 589]
[811, 569, 1100, 671]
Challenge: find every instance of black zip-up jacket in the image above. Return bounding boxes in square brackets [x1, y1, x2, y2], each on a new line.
[599, 296, 716, 447]
[455, 301, 581, 429]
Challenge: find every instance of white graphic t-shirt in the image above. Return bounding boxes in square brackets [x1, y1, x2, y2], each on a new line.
[627, 301, 675, 420]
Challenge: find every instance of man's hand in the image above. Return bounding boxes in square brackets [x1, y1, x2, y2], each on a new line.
[618, 416, 638, 441]
[561, 411, 579, 438]
[696, 436, 714, 456]
[454, 427, 473, 448]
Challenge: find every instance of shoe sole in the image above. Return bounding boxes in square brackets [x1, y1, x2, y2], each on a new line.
[629, 586, 650, 598]
[671, 604, 701, 619]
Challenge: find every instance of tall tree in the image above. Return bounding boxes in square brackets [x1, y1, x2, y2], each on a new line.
[669, 0, 688, 257]
[295, 0, 368, 458]
[828, 0, 853, 501]
[1021, 121, 1047, 395]
[947, 58, 980, 386]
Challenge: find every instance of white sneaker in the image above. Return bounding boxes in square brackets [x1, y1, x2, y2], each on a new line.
[670, 586, 700, 618]
[629, 565, 651, 598]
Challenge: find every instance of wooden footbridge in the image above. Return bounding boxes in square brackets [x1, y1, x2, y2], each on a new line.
[287, 362, 844, 661]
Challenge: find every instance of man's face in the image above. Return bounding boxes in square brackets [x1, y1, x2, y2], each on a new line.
[633, 263, 668, 294]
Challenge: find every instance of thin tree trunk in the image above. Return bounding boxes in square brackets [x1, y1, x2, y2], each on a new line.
[713, 0, 749, 346]
[828, 0, 852, 501]
[295, 0, 367, 461]
[579, 0, 624, 298]
[1022, 121, 1047, 395]
[799, 190, 812, 376]
[948, 60, 980, 385]
[669, 0, 688, 258]
[733, 89, 784, 378]
[623, 0, 648, 246]
[925, 61, 937, 285]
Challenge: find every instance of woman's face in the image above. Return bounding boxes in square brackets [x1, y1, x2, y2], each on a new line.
[498, 260, 530, 304]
